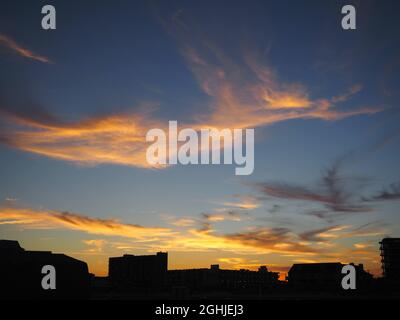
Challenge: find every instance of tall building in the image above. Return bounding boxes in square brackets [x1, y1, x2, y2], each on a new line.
[109, 252, 167, 291]
[380, 238, 400, 280]
[0, 240, 90, 299]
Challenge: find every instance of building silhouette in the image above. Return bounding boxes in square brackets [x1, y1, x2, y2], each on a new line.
[0, 240, 90, 299]
[108, 252, 168, 291]
[2, 238, 400, 299]
[287, 262, 373, 291]
[167, 264, 279, 294]
[380, 238, 400, 281]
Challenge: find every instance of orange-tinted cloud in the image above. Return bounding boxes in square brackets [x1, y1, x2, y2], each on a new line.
[220, 227, 318, 255]
[0, 204, 316, 256]
[299, 223, 386, 242]
[180, 36, 381, 129]
[201, 211, 249, 223]
[149, 227, 317, 257]
[0, 34, 52, 63]
[0, 24, 383, 168]
[168, 217, 197, 227]
[0, 206, 172, 239]
[220, 195, 260, 210]
[82, 239, 107, 253]
[0, 204, 384, 275]
[0, 110, 166, 168]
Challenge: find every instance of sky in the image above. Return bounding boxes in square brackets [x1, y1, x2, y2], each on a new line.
[0, 0, 399, 278]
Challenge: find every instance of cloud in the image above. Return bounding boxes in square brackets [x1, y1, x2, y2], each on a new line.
[0, 34, 52, 63]
[348, 220, 388, 237]
[168, 217, 197, 227]
[220, 195, 260, 210]
[0, 108, 166, 168]
[221, 227, 318, 255]
[299, 225, 347, 242]
[83, 239, 107, 253]
[268, 204, 281, 214]
[0, 204, 317, 256]
[218, 257, 247, 265]
[362, 182, 400, 202]
[200, 211, 249, 223]
[217, 257, 276, 271]
[0, 18, 383, 168]
[251, 155, 399, 224]
[299, 222, 387, 242]
[371, 127, 400, 154]
[253, 161, 373, 221]
[0, 203, 385, 271]
[256, 183, 330, 203]
[354, 243, 371, 249]
[331, 84, 363, 103]
[150, 226, 319, 256]
[0, 206, 172, 239]
[177, 30, 381, 130]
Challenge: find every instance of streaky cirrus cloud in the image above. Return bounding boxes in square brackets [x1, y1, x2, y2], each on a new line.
[219, 227, 319, 255]
[170, 14, 381, 130]
[0, 107, 166, 168]
[0, 33, 52, 63]
[0, 206, 172, 239]
[200, 211, 249, 223]
[362, 182, 400, 202]
[0, 203, 385, 269]
[299, 222, 387, 242]
[299, 225, 347, 242]
[252, 159, 400, 223]
[0, 204, 316, 256]
[150, 226, 320, 257]
[252, 161, 374, 221]
[219, 195, 260, 210]
[82, 239, 107, 253]
[0, 16, 383, 169]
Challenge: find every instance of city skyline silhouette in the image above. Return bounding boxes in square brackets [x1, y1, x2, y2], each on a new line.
[1, 237, 399, 299]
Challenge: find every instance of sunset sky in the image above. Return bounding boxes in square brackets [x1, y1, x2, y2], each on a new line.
[0, 0, 399, 278]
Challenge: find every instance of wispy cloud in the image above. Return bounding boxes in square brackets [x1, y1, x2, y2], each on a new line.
[0, 34, 52, 63]
[220, 227, 318, 255]
[200, 211, 249, 223]
[0, 18, 383, 169]
[299, 222, 387, 242]
[167, 217, 197, 227]
[0, 204, 314, 256]
[348, 220, 388, 238]
[0, 108, 165, 168]
[252, 161, 374, 222]
[176, 25, 381, 130]
[0, 203, 385, 273]
[0, 206, 172, 239]
[362, 182, 400, 202]
[219, 195, 260, 210]
[82, 239, 107, 253]
[354, 243, 371, 249]
[299, 225, 347, 242]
